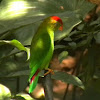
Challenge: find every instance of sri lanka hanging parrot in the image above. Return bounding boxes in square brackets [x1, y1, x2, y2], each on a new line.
[28, 16, 63, 93]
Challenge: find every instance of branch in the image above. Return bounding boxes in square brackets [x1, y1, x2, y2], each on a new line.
[43, 70, 53, 100]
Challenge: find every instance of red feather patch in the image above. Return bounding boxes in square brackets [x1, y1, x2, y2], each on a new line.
[51, 16, 63, 31]
[30, 69, 40, 84]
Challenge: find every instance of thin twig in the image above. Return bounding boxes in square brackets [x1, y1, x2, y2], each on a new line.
[63, 67, 76, 100]
[63, 84, 70, 100]
[63, 51, 84, 100]
[72, 51, 84, 100]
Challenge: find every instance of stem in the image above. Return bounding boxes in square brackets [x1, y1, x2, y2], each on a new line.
[43, 70, 53, 100]
[72, 51, 84, 100]
[16, 77, 20, 93]
[63, 84, 69, 100]
[72, 86, 77, 100]
[63, 68, 76, 100]
[63, 51, 83, 100]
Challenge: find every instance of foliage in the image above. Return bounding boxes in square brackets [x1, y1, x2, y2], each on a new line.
[51, 71, 85, 89]
[0, 0, 100, 100]
[0, 84, 11, 100]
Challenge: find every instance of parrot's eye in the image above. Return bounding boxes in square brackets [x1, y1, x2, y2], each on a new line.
[50, 16, 63, 31]
[54, 22, 62, 30]
[49, 19, 63, 31]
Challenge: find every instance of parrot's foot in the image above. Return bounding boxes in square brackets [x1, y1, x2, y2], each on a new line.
[44, 68, 54, 76]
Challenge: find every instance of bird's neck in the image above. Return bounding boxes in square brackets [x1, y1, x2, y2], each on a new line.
[47, 27, 54, 44]
[38, 25, 54, 43]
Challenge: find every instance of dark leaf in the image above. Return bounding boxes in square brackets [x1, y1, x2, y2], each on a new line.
[51, 71, 85, 89]
[58, 51, 68, 63]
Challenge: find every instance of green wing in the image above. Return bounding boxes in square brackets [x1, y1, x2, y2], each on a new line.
[29, 30, 54, 80]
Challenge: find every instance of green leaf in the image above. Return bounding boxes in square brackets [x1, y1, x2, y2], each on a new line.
[0, 0, 95, 42]
[55, 18, 81, 40]
[83, 45, 96, 83]
[54, 45, 66, 50]
[10, 39, 26, 51]
[0, 39, 30, 60]
[58, 51, 68, 63]
[6, 70, 29, 77]
[0, 39, 30, 77]
[94, 32, 100, 44]
[10, 39, 30, 60]
[0, 53, 29, 77]
[0, 84, 11, 100]
[51, 71, 85, 89]
[64, 37, 72, 41]
[68, 42, 77, 49]
[16, 93, 34, 100]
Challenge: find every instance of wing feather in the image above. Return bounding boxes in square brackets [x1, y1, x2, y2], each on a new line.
[29, 31, 54, 79]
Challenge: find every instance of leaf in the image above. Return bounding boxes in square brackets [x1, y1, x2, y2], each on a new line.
[83, 45, 96, 83]
[94, 32, 100, 44]
[68, 42, 77, 49]
[0, 0, 95, 43]
[54, 45, 66, 50]
[0, 84, 11, 100]
[54, 17, 82, 40]
[51, 71, 85, 89]
[58, 51, 68, 63]
[64, 37, 72, 41]
[10, 39, 26, 51]
[10, 39, 30, 60]
[0, 54, 29, 77]
[6, 70, 29, 77]
[0, 39, 30, 60]
[16, 93, 34, 100]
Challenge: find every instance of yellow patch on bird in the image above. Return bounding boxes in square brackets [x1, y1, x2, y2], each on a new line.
[51, 19, 57, 24]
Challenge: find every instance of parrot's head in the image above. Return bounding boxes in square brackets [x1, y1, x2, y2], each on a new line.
[43, 16, 63, 32]
[50, 16, 63, 31]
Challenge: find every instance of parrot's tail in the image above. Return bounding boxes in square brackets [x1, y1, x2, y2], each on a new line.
[29, 69, 40, 93]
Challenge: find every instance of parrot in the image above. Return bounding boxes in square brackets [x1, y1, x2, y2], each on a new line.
[28, 16, 63, 93]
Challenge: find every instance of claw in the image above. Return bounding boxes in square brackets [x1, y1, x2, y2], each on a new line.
[44, 68, 54, 76]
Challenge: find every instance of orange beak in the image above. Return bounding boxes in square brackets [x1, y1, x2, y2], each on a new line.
[59, 26, 63, 31]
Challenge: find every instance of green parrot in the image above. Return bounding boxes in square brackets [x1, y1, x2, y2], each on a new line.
[29, 16, 63, 93]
